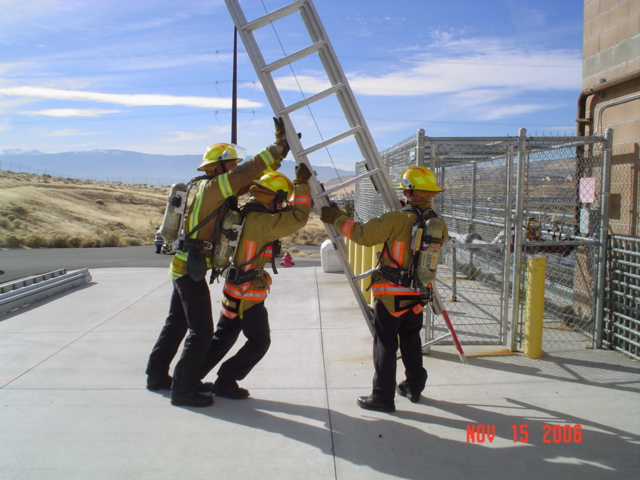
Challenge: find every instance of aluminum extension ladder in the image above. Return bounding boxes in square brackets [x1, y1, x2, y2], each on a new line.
[225, 0, 467, 363]
[225, 0, 401, 333]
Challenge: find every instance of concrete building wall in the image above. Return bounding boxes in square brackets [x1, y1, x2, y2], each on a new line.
[583, 0, 639, 237]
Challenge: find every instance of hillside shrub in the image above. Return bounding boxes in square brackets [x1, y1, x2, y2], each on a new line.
[81, 237, 100, 248]
[25, 235, 47, 248]
[0, 218, 13, 230]
[48, 236, 70, 248]
[102, 234, 121, 247]
[0, 235, 22, 248]
[68, 237, 83, 248]
[123, 236, 142, 246]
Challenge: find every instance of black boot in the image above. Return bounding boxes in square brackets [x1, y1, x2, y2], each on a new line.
[357, 395, 395, 413]
[212, 380, 250, 399]
[171, 390, 214, 407]
[146, 375, 172, 391]
[397, 381, 421, 403]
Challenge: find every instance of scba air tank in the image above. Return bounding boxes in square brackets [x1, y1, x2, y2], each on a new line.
[212, 209, 243, 269]
[416, 217, 446, 286]
[158, 182, 187, 243]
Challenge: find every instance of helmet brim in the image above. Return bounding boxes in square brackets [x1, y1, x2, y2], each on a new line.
[197, 157, 242, 171]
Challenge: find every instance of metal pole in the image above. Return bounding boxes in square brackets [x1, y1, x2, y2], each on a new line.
[451, 247, 458, 301]
[231, 27, 238, 145]
[501, 145, 515, 344]
[594, 129, 613, 348]
[509, 129, 527, 351]
[470, 161, 477, 268]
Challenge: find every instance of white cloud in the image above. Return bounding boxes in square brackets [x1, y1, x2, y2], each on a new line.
[274, 37, 580, 98]
[45, 129, 97, 137]
[18, 108, 123, 117]
[0, 86, 263, 109]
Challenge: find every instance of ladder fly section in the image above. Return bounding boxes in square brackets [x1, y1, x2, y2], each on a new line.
[225, 0, 401, 332]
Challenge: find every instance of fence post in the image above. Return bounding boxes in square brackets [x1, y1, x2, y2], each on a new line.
[501, 144, 516, 345]
[524, 255, 547, 358]
[509, 128, 527, 351]
[594, 129, 613, 348]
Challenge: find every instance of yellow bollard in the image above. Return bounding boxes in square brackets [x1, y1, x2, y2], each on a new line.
[347, 238, 356, 268]
[524, 255, 547, 359]
[361, 245, 373, 300]
[353, 243, 363, 292]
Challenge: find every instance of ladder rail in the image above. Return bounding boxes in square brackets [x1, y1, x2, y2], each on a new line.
[224, 0, 402, 327]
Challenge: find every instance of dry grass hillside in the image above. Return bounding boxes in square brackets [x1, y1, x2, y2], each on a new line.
[0, 171, 329, 250]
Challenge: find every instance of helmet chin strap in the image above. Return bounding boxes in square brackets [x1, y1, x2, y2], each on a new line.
[407, 188, 414, 203]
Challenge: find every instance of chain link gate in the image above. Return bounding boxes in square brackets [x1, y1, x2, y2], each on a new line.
[355, 129, 609, 352]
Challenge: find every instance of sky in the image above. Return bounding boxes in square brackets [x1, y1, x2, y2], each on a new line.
[0, 0, 585, 173]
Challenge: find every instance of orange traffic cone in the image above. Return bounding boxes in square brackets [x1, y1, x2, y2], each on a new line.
[280, 252, 295, 267]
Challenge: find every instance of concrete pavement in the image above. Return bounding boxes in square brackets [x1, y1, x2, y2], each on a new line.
[0, 266, 639, 480]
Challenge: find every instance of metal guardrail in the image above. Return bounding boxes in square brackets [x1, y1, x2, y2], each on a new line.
[0, 269, 92, 315]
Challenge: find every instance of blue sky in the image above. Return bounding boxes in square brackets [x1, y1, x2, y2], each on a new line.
[0, 0, 584, 172]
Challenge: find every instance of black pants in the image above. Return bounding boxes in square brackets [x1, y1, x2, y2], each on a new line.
[200, 302, 271, 385]
[146, 275, 213, 393]
[372, 299, 427, 402]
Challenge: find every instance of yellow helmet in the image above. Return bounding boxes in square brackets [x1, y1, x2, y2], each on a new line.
[396, 166, 443, 192]
[253, 172, 294, 200]
[197, 143, 245, 171]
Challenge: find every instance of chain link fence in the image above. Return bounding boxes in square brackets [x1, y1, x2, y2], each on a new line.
[605, 235, 640, 360]
[355, 129, 610, 352]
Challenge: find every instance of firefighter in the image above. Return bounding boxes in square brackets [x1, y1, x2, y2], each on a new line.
[146, 118, 296, 408]
[320, 166, 448, 413]
[199, 165, 312, 399]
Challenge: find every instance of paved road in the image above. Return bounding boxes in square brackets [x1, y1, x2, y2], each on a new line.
[0, 245, 321, 284]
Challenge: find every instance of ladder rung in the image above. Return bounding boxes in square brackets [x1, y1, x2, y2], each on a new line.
[261, 41, 325, 74]
[298, 126, 363, 156]
[241, 2, 304, 32]
[279, 83, 344, 115]
[353, 268, 377, 283]
[315, 167, 381, 199]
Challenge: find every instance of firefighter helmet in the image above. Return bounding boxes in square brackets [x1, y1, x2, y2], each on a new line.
[396, 166, 443, 192]
[253, 172, 294, 200]
[197, 143, 245, 171]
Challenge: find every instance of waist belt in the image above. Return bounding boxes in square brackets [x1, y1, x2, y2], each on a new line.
[377, 265, 412, 288]
[222, 265, 265, 284]
[182, 238, 214, 251]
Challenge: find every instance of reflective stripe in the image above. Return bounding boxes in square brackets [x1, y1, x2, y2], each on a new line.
[341, 218, 356, 238]
[258, 149, 275, 170]
[293, 194, 312, 208]
[370, 281, 421, 296]
[392, 303, 425, 318]
[392, 240, 405, 265]
[223, 282, 269, 302]
[188, 182, 206, 236]
[243, 239, 257, 271]
[261, 245, 273, 259]
[218, 172, 234, 199]
[221, 304, 238, 319]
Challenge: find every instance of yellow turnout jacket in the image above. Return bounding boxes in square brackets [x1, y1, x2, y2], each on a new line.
[169, 146, 283, 280]
[221, 183, 312, 318]
[332, 200, 448, 316]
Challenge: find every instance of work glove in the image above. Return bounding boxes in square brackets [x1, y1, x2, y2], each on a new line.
[294, 163, 313, 185]
[320, 205, 345, 224]
[272, 117, 301, 158]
